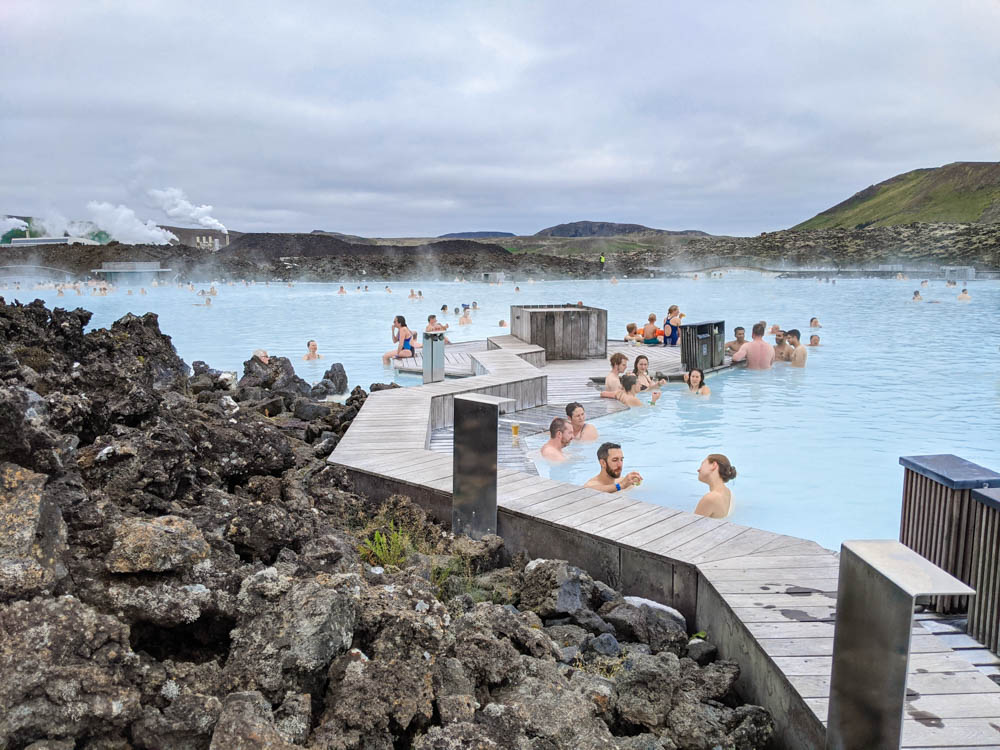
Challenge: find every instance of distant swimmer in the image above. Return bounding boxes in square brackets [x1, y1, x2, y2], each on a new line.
[193, 297, 211, 307]
[725, 327, 747, 354]
[540, 418, 574, 462]
[921, 280, 929, 287]
[471, 301, 477, 309]
[382, 315, 415, 364]
[731, 322, 774, 370]
[809, 317, 822, 328]
[458, 308, 472, 325]
[499, 319, 508, 327]
[418, 290, 424, 299]
[584, 442, 642, 493]
[385, 286, 392, 293]
[514, 286, 521, 293]
[565, 402, 599, 441]
[773, 331, 792, 362]
[958, 288, 971, 301]
[786, 329, 807, 368]
[140, 288, 147, 295]
[338, 286, 347, 295]
[768, 324, 781, 335]
[303, 340, 322, 361]
[408, 288, 418, 299]
[694, 454, 737, 518]
[610, 276, 618, 285]
[601, 352, 628, 396]
[912, 290, 923, 301]
[683, 368, 711, 396]
[808, 334, 821, 347]
[615, 375, 662, 407]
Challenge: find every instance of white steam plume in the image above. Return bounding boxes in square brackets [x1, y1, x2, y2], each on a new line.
[147, 187, 227, 233]
[36, 211, 91, 238]
[86, 201, 178, 244]
[1, 217, 29, 234]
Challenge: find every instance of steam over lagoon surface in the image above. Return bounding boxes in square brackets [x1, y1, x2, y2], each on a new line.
[15, 275, 999, 550]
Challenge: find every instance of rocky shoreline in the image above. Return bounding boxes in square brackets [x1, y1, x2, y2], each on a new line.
[0, 298, 774, 749]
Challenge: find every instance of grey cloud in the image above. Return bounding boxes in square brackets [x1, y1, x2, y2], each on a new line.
[2, 1, 999, 237]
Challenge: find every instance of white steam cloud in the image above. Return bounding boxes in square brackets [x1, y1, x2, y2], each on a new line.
[86, 201, 178, 244]
[1, 217, 29, 234]
[36, 210, 91, 238]
[147, 187, 227, 233]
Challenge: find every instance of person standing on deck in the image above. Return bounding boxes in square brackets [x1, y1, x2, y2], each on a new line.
[731, 322, 774, 370]
[584, 442, 642, 493]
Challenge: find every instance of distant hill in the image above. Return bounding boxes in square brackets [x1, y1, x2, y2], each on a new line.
[438, 231, 515, 239]
[534, 221, 708, 238]
[310, 229, 373, 244]
[795, 161, 1000, 230]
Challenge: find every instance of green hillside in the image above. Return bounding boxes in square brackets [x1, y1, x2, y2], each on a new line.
[795, 161, 1000, 230]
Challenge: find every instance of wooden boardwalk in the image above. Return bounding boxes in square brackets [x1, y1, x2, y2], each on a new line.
[392, 339, 487, 377]
[331, 333, 1000, 749]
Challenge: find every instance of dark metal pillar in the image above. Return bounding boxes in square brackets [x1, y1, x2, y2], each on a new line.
[452, 394, 512, 539]
[826, 540, 975, 750]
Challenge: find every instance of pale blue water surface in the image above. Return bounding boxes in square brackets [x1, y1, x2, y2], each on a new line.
[8, 275, 998, 550]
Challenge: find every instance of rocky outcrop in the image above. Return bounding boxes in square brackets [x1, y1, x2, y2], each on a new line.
[0, 298, 773, 749]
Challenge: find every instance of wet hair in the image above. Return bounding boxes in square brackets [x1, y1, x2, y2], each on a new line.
[734, 326, 745, 334]
[633, 355, 649, 375]
[810, 334, 820, 342]
[549, 417, 569, 438]
[667, 305, 679, 314]
[610, 352, 627, 367]
[441, 304, 448, 311]
[427, 314, 436, 321]
[751, 322, 766, 337]
[707, 454, 737, 483]
[620, 374, 638, 392]
[396, 315, 407, 327]
[565, 402, 584, 418]
[786, 328, 801, 342]
[626, 323, 637, 333]
[597, 442, 621, 462]
[962, 288, 968, 293]
[307, 339, 316, 347]
[687, 368, 706, 390]
[913, 291, 920, 296]
[810, 317, 818, 324]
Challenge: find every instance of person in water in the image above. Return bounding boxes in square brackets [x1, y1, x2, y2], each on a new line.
[382, 315, 415, 364]
[499, 320, 508, 327]
[786, 329, 807, 367]
[773, 331, 792, 362]
[565, 402, 599, 441]
[633, 354, 666, 390]
[615, 374, 661, 407]
[808, 334, 821, 347]
[303, 340, 322, 361]
[540, 417, 574, 462]
[694, 454, 737, 518]
[458, 308, 472, 325]
[584, 442, 642, 493]
[958, 288, 971, 301]
[602, 352, 628, 396]
[912, 290, 923, 301]
[683, 368, 711, 395]
[408, 289, 418, 299]
[725, 326, 746, 354]
[809, 317, 822, 328]
[731, 322, 774, 370]
[337, 286, 347, 295]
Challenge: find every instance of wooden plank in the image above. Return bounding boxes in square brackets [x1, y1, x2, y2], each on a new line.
[810, 694, 1000, 722]
[760, 634, 946, 658]
[501, 482, 583, 511]
[729, 605, 838, 623]
[659, 521, 751, 561]
[710, 579, 840, 595]
[535, 492, 620, 522]
[574, 503, 672, 536]
[702, 566, 842, 582]
[558, 496, 647, 529]
[518, 487, 604, 517]
[723, 592, 840, 608]
[689, 527, 785, 563]
[616, 512, 703, 548]
[700, 554, 841, 570]
[773, 651, 979, 677]
[790, 672, 1000, 700]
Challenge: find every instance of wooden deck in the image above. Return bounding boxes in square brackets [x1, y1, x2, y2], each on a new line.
[331, 333, 1000, 749]
[392, 339, 488, 377]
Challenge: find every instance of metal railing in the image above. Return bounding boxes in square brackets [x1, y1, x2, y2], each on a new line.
[899, 455, 1000, 640]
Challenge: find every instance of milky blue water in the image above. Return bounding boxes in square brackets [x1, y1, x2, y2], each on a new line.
[8, 274, 998, 550]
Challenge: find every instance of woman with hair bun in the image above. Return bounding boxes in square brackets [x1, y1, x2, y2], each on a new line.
[694, 454, 737, 518]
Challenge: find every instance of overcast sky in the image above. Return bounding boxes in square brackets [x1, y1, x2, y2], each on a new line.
[3, 1, 999, 238]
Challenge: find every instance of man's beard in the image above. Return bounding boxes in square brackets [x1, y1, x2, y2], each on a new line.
[606, 465, 622, 479]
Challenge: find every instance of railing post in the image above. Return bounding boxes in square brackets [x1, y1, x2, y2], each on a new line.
[452, 394, 512, 540]
[826, 540, 975, 750]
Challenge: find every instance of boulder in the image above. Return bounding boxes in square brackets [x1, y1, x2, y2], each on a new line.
[105, 515, 210, 573]
[209, 691, 296, 750]
[613, 652, 681, 729]
[0, 462, 68, 600]
[292, 397, 331, 421]
[685, 637, 718, 666]
[224, 574, 359, 701]
[520, 559, 595, 618]
[600, 600, 688, 656]
[321, 363, 348, 394]
[0, 596, 141, 746]
[131, 693, 223, 750]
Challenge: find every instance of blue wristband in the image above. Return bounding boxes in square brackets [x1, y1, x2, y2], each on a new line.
[615, 483, 622, 492]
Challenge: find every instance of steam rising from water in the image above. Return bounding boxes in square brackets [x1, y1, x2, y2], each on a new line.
[148, 187, 227, 233]
[86, 201, 178, 244]
[1, 217, 29, 234]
